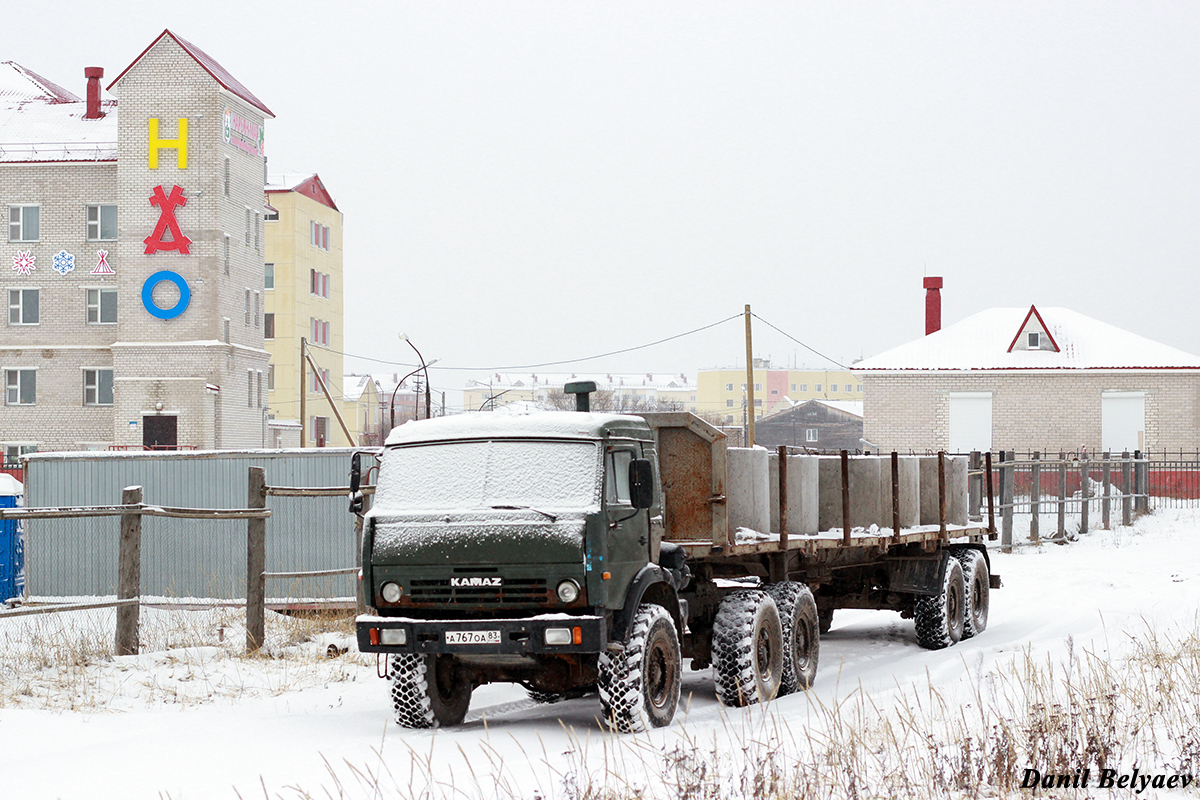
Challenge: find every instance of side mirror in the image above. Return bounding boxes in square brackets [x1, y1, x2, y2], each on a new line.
[629, 458, 654, 510]
[349, 452, 364, 514]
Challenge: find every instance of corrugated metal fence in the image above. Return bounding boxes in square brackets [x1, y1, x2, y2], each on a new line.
[23, 449, 372, 603]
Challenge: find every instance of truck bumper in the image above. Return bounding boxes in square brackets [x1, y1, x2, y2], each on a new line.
[356, 614, 607, 655]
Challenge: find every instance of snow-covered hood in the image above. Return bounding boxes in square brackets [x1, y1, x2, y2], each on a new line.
[369, 508, 592, 566]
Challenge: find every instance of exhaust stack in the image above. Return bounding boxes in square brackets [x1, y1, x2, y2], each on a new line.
[84, 67, 105, 119]
[923, 276, 943, 335]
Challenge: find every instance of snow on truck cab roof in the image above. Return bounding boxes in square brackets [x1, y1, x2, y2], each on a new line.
[382, 411, 654, 448]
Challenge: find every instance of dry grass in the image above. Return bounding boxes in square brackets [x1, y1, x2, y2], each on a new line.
[0, 605, 368, 711]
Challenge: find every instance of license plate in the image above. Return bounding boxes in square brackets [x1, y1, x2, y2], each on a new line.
[445, 630, 501, 645]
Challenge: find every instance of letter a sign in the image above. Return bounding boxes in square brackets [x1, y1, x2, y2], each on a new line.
[143, 184, 193, 255]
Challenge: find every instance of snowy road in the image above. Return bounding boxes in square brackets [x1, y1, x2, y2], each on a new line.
[3, 508, 1199, 799]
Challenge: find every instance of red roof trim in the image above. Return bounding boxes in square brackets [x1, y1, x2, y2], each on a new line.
[265, 175, 339, 211]
[107, 30, 273, 118]
[1006, 304, 1061, 353]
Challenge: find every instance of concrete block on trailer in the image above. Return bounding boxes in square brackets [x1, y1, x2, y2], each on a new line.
[727, 447, 770, 534]
[919, 455, 969, 526]
[768, 454, 819, 535]
[817, 455, 882, 532]
[878, 455, 920, 531]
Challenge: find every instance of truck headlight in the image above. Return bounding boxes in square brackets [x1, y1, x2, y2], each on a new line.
[381, 582, 403, 603]
[556, 579, 580, 604]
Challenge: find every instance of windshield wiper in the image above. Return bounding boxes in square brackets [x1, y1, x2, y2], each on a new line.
[490, 504, 557, 522]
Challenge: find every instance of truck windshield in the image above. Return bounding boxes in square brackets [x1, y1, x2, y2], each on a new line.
[373, 439, 602, 511]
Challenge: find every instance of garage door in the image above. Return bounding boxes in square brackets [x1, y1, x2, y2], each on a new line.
[1102, 392, 1144, 453]
[949, 393, 993, 453]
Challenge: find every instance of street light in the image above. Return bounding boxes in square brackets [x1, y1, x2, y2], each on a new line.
[400, 333, 432, 420]
[389, 358, 440, 432]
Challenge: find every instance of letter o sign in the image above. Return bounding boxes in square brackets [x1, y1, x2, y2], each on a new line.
[142, 270, 190, 320]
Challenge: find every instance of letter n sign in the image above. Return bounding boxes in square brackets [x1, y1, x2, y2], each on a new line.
[144, 185, 193, 255]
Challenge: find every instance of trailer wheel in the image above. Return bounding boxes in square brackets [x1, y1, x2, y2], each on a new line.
[713, 590, 784, 707]
[954, 549, 990, 638]
[818, 607, 835, 635]
[914, 556, 965, 650]
[598, 603, 681, 732]
[389, 653, 472, 728]
[767, 582, 820, 694]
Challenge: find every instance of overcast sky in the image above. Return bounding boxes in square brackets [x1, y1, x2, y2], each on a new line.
[10, 2, 1200, 409]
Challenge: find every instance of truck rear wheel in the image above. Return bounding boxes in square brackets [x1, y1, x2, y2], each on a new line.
[389, 653, 472, 728]
[914, 556, 965, 650]
[767, 582, 820, 694]
[598, 603, 681, 732]
[954, 548, 990, 638]
[713, 590, 784, 707]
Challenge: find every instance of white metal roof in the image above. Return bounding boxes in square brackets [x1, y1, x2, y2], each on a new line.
[0, 61, 117, 163]
[854, 306, 1200, 371]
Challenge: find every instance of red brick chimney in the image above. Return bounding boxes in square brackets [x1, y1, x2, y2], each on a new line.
[923, 276, 943, 335]
[84, 67, 104, 119]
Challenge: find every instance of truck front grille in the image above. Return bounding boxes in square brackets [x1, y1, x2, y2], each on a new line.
[409, 578, 550, 605]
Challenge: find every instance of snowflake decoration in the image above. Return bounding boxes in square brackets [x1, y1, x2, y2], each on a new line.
[12, 250, 35, 276]
[52, 249, 76, 276]
[92, 249, 115, 275]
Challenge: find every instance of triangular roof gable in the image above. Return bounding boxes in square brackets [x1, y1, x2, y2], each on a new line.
[108, 30, 273, 117]
[265, 174, 339, 211]
[0, 61, 81, 104]
[1006, 305, 1060, 353]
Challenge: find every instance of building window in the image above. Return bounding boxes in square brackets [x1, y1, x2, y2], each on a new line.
[248, 370, 254, 407]
[726, 399, 734, 407]
[310, 269, 330, 298]
[310, 221, 330, 250]
[4, 444, 38, 462]
[254, 292, 261, 328]
[753, 399, 762, 407]
[814, 384, 822, 392]
[725, 383, 734, 391]
[856, 385, 863, 392]
[264, 208, 278, 222]
[5, 369, 36, 405]
[310, 317, 329, 345]
[245, 290, 252, 325]
[245, 207, 253, 245]
[800, 384, 807, 392]
[86, 288, 117, 324]
[83, 369, 114, 406]
[223, 157, 231, 197]
[224, 235, 231, 275]
[805, 428, 818, 443]
[254, 212, 261, 251]
[264, 263, 274, 289]
[790, 384, 797, 392]
[268, 364, 275, 390]
[754, 383, 762, 391]
[264, 313, 274, 339]
[86, 204, 117, 241]
[830, 384, 838, 393]
[310, 368, 330, 394]
[223, 318, 230, 344]
[256, 370, 263, 408]
[8, 289, 38, 325]
[8, 205, 39, 241]
[1028, 332, 1041, 348]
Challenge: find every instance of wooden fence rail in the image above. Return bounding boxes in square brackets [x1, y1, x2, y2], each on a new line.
[0, 469, 364, 656]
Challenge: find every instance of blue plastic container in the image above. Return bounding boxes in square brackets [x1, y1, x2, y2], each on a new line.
[0, 474, 24, 602]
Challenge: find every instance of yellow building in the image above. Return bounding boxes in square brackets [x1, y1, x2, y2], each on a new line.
[695, 360, 863, 425]
[264, 173, 352, 446]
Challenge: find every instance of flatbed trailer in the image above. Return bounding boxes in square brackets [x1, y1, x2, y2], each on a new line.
[354, 386, 999, 732]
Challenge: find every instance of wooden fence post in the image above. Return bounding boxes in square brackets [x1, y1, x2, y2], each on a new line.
[116, 485, 142, 656]
[1030, 452, 1040, 544]
[1133, 450, 1148, 515]
[968, 451, 982, 520]
[246, 466, 267, 652]
[1102, 451, 1111, 530]
[840, 450, 851, 546]
[984, 451, 995, 536]
[1000, 451, 1013, 552]
[1057, 451, 1067, 538]
[1122, 450, 1132, 526]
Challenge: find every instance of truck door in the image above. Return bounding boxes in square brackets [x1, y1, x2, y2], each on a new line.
[604, 446, 651, 607]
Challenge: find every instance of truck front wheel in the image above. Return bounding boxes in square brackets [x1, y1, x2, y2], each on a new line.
[389, 653, 472, 728]
[598, 603, 681, 732]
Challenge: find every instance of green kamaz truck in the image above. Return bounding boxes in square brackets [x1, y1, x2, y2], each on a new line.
[354, 383, 997, 732]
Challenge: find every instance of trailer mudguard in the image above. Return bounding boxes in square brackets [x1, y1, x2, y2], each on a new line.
[610, 564, 682, 643]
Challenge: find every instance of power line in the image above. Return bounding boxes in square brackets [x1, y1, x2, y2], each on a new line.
[750, 313, 848, 369]
[307, 313, 742, 373]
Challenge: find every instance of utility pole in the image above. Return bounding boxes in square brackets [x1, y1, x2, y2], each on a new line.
[744, 304, 755, 447]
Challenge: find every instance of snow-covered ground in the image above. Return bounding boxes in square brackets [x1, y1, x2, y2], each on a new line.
[3, 506, 1199, 799]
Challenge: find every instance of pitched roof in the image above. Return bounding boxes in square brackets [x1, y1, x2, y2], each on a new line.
[0, 61, 117, 163]
[108, 29, 273, 117]
[265, 173, 339, 211]
[854, 307, 1200, 371]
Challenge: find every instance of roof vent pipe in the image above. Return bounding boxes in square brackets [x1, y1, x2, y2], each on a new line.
[923, 276, 943, 335]
[84, 67, 104, 119]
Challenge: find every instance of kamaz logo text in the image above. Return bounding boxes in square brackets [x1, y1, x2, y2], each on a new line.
[450, 577, 503, 588]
